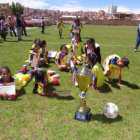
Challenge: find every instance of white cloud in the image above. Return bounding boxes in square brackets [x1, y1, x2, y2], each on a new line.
[132, 9, 140, 14]
[50, 3, 106, 12]
[117, 6, 140, 14]
[0, 0, 49, 9]
[117, 6, 131, 13]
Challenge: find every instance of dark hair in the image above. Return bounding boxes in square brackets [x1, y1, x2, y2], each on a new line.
[87, 38, 95, 44]
[40, 40, 46, 48]
[0, 66, 11, 74]
[87, 53, 98, 66]
[86, 38, 95, 48]
[33, 70, 46, 93]
[0, 66, 12, 81]
[34, 42, 41, 48]
[122, 57, 129, 68]
[60, 44, 67, 51]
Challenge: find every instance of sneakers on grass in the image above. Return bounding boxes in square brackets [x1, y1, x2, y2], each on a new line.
[48, 70, 56, 74]
[51, 74, 60, 79]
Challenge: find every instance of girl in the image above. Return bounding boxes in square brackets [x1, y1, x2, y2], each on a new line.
[55, 44, 70, 71]
[28, 43, 41, 67]
[0, 65, 37, 100]
[103, 54, 129, 86]
[39, 40, 48, 65]
[33, 69, 59, 96]
[31, 38, 40, 50]
[87, 53, 104, 92]
[70, 33, 84, 65]
[70, 18, 81, 39]
[57, 19, 65, 39]
[85, 38, 101, 64]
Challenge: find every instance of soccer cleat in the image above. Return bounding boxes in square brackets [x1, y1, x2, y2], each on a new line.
[134, 49, 137, 52]
[48, 70, 56, 74]
[74, 81, 78, 87]
[51, 74, 60, 79]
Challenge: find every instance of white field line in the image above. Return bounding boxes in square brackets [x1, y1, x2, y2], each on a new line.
[47, 42, 126, 47]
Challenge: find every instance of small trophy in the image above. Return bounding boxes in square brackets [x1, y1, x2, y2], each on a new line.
[74, 65, 92, 121]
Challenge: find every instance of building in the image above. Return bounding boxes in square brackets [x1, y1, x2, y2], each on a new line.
[111, 12, 133, 20]
[0, 3, 11, 17]
[108, 5, 117, 14]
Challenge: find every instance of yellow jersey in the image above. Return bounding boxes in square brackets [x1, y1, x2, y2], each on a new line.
[92, 62, 104, 88]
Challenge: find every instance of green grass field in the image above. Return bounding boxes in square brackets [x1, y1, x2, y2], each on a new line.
[0, 25, 140, 140]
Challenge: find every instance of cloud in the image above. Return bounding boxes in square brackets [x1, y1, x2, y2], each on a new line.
[0, 0, 49, 9]
[132, 9, 140, 14]
[117, 6, 131, 13]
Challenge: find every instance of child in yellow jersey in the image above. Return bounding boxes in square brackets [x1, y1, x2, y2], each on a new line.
[87, 53, 104, 92]
[103, 54, 129, 86]
[70, 18, 81, 39]
[0, 65, 37, 100]
[39, 40, 48, 66]
[57, 19, 65, 39]
[28, 43, 41, 67]
[55, 44, 70, 71]
[33, 69, 59, 96]
[70, 33, 84, 65]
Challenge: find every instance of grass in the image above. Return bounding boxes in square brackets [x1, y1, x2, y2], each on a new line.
[0, 25, 140, 140]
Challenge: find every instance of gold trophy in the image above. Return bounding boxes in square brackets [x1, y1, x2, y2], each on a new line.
[74, 65, 92, 121]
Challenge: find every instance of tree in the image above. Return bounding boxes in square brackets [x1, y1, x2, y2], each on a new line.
[10, 2, 24, 16]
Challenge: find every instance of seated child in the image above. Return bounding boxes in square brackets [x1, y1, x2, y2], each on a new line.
[103, 54, 129, 86]
[70, 33, 84, 65]
[85, 38, 101, 64]
[87, 53, 104, 92]
[0, 65, 37, 100]
[39, 40, 49, 66]
[33, 69, 60, 96]
[55, 44, 70, 71]
[28, 43, 41, 67]
[31, 38, 40, 50]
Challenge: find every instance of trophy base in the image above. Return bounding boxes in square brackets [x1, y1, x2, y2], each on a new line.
[74, 110, 92, 122]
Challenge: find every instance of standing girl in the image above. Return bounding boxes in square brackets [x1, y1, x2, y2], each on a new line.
[85, 38, 101, 63]
[57, 19, 65, 39]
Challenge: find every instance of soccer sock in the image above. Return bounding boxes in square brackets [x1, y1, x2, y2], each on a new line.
[59, 33, 62, 38]
[53, 77, 59, 85]
[19, 66, 27, 74]
[48, 72, 52, 77]
[28, 69, 38, 76]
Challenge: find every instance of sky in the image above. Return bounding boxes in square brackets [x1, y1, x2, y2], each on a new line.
[1, 0, 140, 13]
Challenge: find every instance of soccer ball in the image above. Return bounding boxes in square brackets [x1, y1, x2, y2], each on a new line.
[103, 103, 119, 119]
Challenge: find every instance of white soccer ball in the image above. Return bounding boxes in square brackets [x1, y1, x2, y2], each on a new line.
[103, 103, 119, 119]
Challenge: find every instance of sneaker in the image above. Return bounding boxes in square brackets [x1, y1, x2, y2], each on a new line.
[134, 49, 137, 52]
[48, 70, 56, 74]
[51, 74, 60, 79]
[74, 81, 78, 86]
[23, 65, 29, 72]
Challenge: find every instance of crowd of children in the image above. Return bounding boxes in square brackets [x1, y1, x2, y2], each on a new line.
[0, 17, 130, 100]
